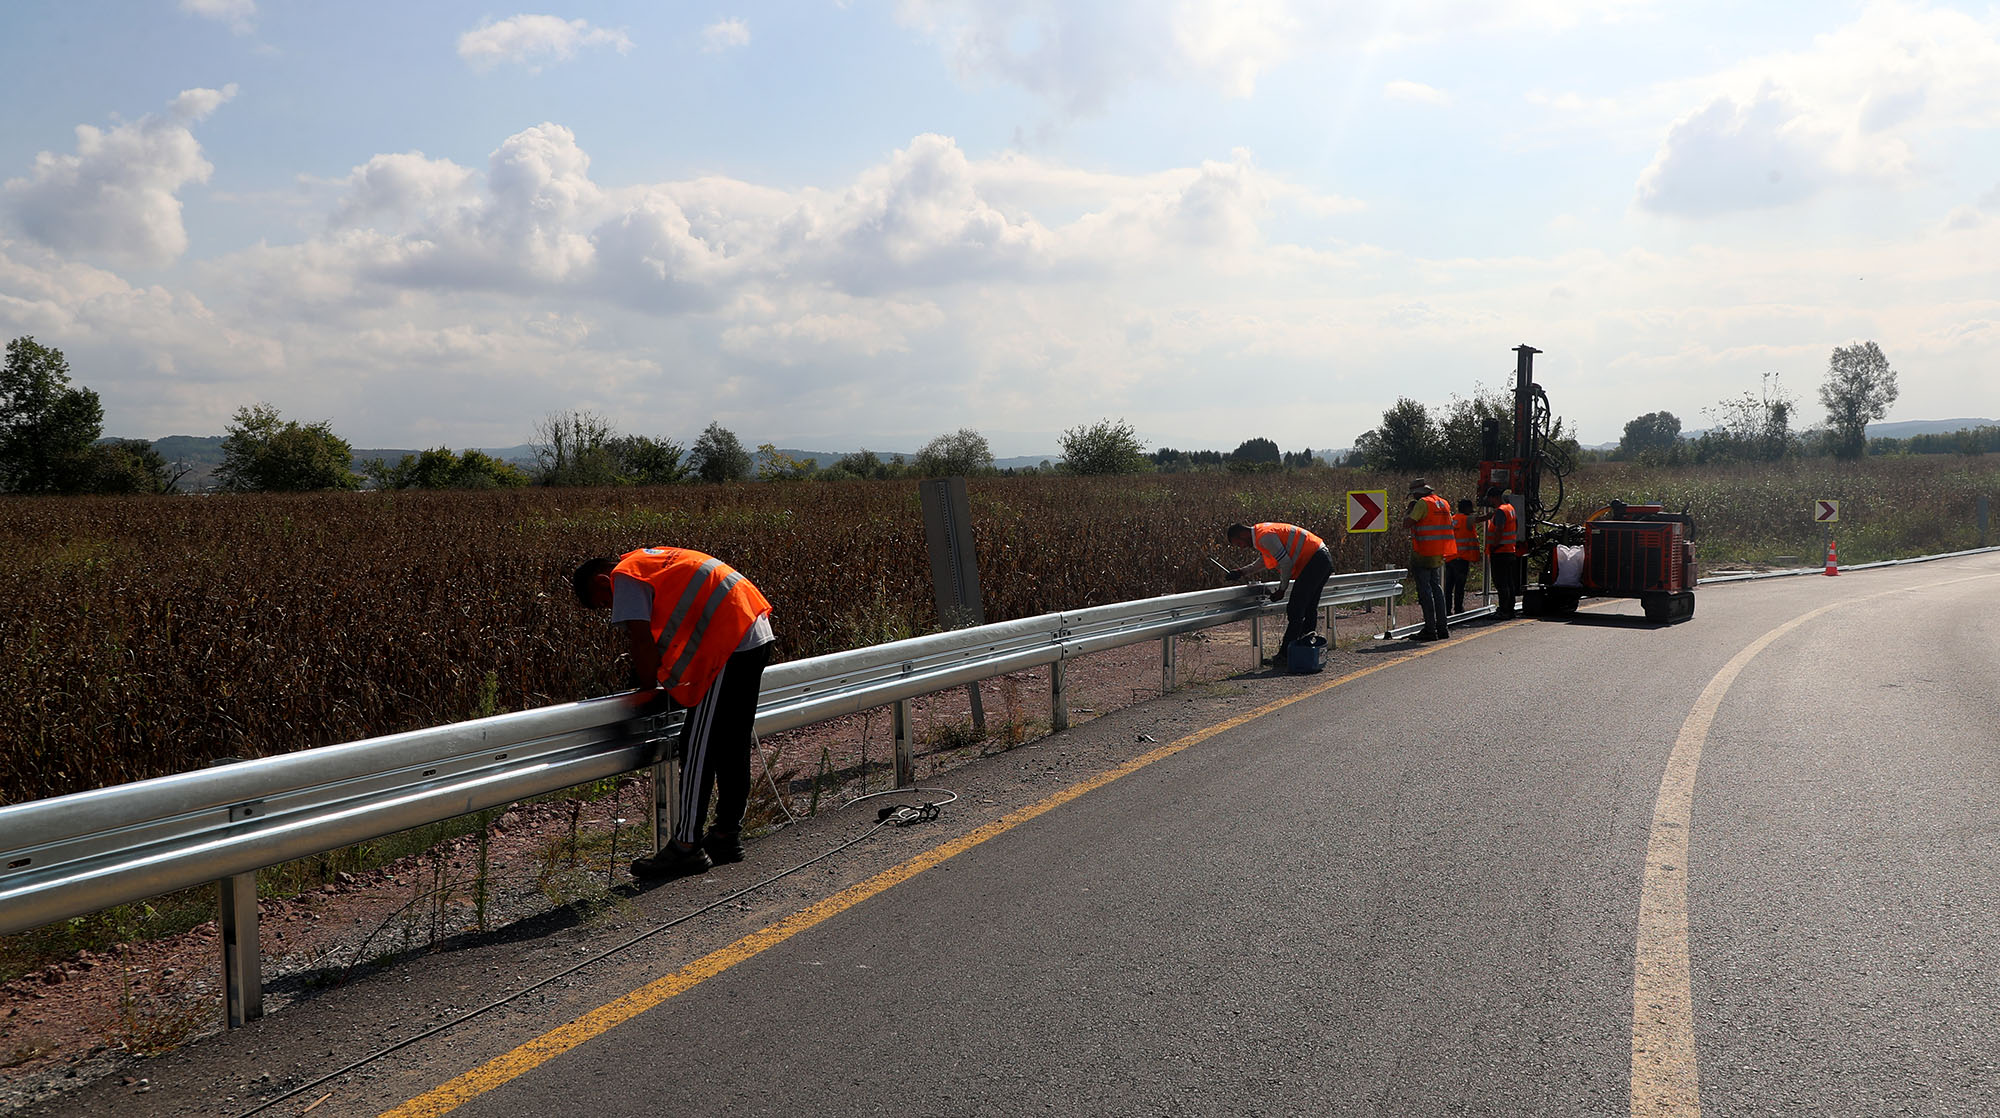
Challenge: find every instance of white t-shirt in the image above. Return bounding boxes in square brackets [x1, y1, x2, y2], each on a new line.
[610, 572, 774, 650]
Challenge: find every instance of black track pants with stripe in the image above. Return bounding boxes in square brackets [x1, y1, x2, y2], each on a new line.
[674, 642, 774, 847]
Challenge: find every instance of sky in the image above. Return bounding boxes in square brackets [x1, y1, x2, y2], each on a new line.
[2, 1, 1997, 456]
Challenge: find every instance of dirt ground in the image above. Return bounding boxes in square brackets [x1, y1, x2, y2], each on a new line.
[0, 605, 1409, 1112]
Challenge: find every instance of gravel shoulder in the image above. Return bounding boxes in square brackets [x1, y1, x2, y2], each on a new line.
[0, 604, 1416, 1114]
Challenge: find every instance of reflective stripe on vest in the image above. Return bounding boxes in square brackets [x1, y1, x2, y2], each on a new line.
[1452, 514, 1481, 561]
[1490, 504, 1519, 554]
[1411, 494, 1455, 557]
[614, 547, 772, 705]
[1253, 522, 1326, 578]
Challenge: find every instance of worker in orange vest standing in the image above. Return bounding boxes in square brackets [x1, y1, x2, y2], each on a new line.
[1222, 520, 1332, 668]
[1475, 485, 1521, 618]
[572, 547, 774, 880]
[1404, 478, 1455, 640]
[1445, 497, 1480, 615]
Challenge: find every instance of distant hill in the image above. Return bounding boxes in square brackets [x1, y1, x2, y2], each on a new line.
[1865, 418, 1996, 439]
[760, 448, 1058, 471]
[112, 436, 540, 489]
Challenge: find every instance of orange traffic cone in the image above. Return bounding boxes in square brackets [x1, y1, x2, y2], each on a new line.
[1823, 538, 1839, 576]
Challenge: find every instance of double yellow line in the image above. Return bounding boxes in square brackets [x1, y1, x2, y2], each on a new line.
[383, 631, 1490, 1117]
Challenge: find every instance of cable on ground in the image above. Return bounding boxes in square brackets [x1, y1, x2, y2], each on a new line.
[236, 784, 955, 1118]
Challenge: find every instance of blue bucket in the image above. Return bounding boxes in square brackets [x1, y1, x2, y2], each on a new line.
[1286, 632, 1327, 674]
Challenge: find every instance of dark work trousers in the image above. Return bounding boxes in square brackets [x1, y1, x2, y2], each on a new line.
[1492, 551, 1521, 616]
[1281, 548, 1335, 654]
[1444, 558, 1471, 614]
[673, 641, 773, 847]
[1409, 562, 1447, 634]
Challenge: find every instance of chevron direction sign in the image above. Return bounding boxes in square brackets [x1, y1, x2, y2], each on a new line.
[1814, 500, 1841, 523]
[1347, 489, 1388, 533]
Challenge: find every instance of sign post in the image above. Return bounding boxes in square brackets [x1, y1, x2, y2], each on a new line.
[920, 477, 985, 752]
[1347, 490, 1388, 620]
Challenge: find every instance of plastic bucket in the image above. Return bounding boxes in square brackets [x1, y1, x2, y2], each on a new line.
[1286, 633, 1327, 674]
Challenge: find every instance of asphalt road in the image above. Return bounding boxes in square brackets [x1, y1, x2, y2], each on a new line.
[29, 552, 2000, 1118]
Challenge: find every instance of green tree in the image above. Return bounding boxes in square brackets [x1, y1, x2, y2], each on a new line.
[532, 410, 620, 487]
[1697, 375, 1796, 463]
[1229, 437, 1280, 465]
[610, 435, 689, 485]
[1616, 411, 1683, 461]
[755, 443, 819, 481]
[81, 439, 179, 494]
[1059, 418, 1148, 475]
[1, 336, 104, 494]
[214, 403, 359, 492]
[1820, 341, 1899, 459]
[691, 422, 752, 483]
[914, 427, 994, 477]
[1430, 388, 1513, 469]
[366, 447, 530, 490]
[1353, 397, 1437, 472]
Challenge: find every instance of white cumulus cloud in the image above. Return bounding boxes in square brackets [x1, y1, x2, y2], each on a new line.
[180, 0, 255, 35]
[1634, 85, 1834, 216]
[1384, 79, 1450, 106]
[3, 85, 237, 267]
[702, 19, 751, 53]
[457, 15, 633, 72]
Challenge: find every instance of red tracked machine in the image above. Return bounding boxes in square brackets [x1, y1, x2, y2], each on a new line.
[1480, 345, 1697, 623]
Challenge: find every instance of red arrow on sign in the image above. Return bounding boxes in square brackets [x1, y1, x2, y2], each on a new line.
[1817, 501, 1837, 521]
[1351, 492, 1382, 531]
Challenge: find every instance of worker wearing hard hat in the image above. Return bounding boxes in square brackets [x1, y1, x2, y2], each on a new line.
[1405, 479, 1454, 640]
[1222, 521, 1332, 667]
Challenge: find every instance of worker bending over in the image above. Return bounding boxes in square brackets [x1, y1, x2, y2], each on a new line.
[573, 547, 774, 880]
[1222, 521, 1332, 668]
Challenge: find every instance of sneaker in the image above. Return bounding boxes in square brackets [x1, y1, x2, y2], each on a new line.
[703, 831, 745, 865]
[1412, 630, 1440, 642]
[629, 844, 712, 881]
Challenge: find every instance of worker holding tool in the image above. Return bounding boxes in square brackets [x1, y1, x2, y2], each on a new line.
[1405, 479, 1454, 640]
[1446, 497, 1479, 614]
[1475, 485, 1522, 618]
[572, 547, 773, 880]
[1221, 521, 1332, 668]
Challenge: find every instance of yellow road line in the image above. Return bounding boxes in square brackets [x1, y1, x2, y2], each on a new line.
[381, 623, 1514, 1118]
[1630, 569, 2000, 1116]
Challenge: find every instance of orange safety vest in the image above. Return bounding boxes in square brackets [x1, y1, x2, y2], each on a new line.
[1451, 513, 1481, 562]
[613, 547, 772, 705]
[1489, 503, 1519, 554]
[1410, 494, 1455, 558]
[1252, 522, 1326, 578]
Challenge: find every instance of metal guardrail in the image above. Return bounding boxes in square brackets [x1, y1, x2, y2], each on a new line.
[0, 568, 1404, 1023]
[1696, 543, 2000, 584]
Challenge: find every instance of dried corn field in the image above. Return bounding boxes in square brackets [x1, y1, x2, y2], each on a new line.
[4, 458, 1996, 805]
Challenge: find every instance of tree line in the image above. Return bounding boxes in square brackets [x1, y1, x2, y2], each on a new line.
[1, 337, 1209, 494]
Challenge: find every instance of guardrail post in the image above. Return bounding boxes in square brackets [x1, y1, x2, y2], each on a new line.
[651, 757, 680, 856]
[208, 757, 263, 1029]
[1249, 614, 1263, 670]
[1050, 661, 1070, 732]
[893, 700, 914, 787]
[1161, 635, 1177, 694]
[1383, 594, 1394, 639]
[218, 869, 261, 1028]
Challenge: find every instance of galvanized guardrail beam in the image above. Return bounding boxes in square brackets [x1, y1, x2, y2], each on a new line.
[0, 569, 1405, 1024]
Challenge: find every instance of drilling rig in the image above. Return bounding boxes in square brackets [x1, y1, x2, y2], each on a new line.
[1479, 345, 1697, 623]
